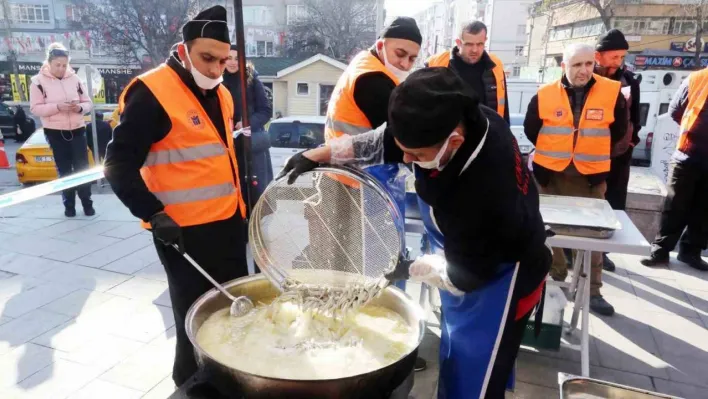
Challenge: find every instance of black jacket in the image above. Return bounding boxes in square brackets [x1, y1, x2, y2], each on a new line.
[222, 65, 272, 133]
[104, 52, 238, 223]
[85, 119, 112, 161]
[383, 106, 550, 297]
[427, 48, 510, 125]
[524, 75, 628, 186]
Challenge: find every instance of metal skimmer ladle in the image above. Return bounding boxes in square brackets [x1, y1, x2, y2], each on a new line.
[173, 244, 254, 317]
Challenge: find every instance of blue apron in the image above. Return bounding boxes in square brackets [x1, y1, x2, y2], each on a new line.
[416, 197, 518, 399]
[366, 164, 407, 290]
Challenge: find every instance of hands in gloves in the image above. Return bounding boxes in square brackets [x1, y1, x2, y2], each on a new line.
[384, 255, 413, 282]
[276, 150, 320, 184]
[386, 254, 464, 296]
[150, 212, 184, 253]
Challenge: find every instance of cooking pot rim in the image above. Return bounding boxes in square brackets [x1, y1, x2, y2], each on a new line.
[185, 274, 426, 383]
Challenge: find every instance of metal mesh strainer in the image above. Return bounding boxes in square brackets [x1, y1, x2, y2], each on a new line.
[249, 166, 405, 310]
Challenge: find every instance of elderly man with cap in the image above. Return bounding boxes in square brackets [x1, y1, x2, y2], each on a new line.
[426, 21, 509, 124]
[104, 6, 248, 392]
[280, 67, 552, 399]
[524, 43, 627, 316]
[595, 29, 642, 272]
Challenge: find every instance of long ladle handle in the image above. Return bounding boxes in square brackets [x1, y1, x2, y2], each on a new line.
[173, 244, 239, 302]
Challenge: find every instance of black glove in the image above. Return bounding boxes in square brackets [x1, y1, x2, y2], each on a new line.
[384, 255, 413, 282]
[275, 150, 319, 185]
[150, 212, 184, 253]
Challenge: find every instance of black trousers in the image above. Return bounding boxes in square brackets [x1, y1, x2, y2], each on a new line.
[45, 127, 92, 209]
[605, 149, 633, 210]
[154, 213, 249, 386]
[484, 305, 533, 399]
[653, 161, 708, 256]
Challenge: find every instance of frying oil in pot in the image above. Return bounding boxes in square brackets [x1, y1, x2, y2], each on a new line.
[195, 300, 418, 380]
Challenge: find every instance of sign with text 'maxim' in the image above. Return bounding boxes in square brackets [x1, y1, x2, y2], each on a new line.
[0, 167, 105, 210]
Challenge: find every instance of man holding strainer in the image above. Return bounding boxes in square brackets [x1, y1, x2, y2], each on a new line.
[279, 68, 552, 399]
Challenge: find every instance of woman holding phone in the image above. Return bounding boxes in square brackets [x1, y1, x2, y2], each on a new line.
[30, 42, 95, 217]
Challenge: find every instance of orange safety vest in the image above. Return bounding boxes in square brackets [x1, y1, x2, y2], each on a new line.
[324, 51, 400, 141]
[534, 74, 620, 175]
[677, 68, 708, 152]
[426, 50, 506, 118]
[119, 64, 246, 228]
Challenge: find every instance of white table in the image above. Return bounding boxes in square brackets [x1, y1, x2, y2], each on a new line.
[546, 210, 651, 377]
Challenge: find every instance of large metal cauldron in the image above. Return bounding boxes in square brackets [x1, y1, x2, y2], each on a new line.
[185, 273, 426, 399]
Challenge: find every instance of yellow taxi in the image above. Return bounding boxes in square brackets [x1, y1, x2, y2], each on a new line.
[15, 129, 95, 185]
[82, 107, 119, 128]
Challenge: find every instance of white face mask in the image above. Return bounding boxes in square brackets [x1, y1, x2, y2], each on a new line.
[413, 133, 459, 170]
[381, 43, 411, 82]
[184, 47, 223, 90]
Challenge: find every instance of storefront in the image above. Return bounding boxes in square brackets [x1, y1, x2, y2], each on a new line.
[0, 62, 140, 104]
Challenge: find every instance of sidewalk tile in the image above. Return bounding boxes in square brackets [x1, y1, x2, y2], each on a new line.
[99, 330, 175, 391]
[101, 223, 144, 239]
[43, 235, 122, 263]
[516, 352, 580, 389]
[1, 358, 103, 399]
[0, 316, 10, 326]
[509, 382, 558, 399]
[618, 254, 675, 279]
[0, 217, 62, 231]
[684, 289, 708, 328]
[38, 263, 132, 292]
[60, 221, 126, 240]
[0, 309, 71, 355]
[56, 334, 144, 373]
[644, 313, 708, 359]
[0, 275, 45, 300]
[74, 234, 152, 268]
[663, 353, 708, 388]
[0, 281, 80, 318]
[0, 235, 72, 257]
[0, 253, 63, 277]
[0, 343, 55, 389]
[135, 262, 167, 283]
[41, 289, 118, 317]
[141, 375, 176, 399]
[653, 378, 708, 398]
[625, 277, 699, 319]
[102, 246, 160, 275]
[107, 277, 169, 304]
[67, 379, 144, 399]
[33, 220, 96, 238]
[670, 261, 708, 292]
[592, 314, 670, 379]
[588, 366, 654, 391]
[110, 304, 174, 343]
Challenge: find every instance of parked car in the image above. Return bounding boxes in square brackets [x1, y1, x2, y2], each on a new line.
[0, 102, 35, 141]
[15, 129, 95, 185]
[510, 113, 534, 156]
[268, 115, 326, 177]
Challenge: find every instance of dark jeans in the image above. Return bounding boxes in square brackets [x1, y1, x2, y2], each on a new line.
[153, 213, 249, 386]
[44, 127, 92, 209]
[653, 161, 708, 257]
[606, 149, 633, 211]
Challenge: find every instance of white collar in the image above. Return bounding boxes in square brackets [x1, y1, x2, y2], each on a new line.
[459, 117, 489, 176]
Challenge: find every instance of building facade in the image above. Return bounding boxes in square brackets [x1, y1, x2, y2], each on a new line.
[526, 0, 708, 72]
[484, 0, 534, 77]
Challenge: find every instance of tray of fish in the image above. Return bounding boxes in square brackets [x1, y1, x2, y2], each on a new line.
[539, 195, 622, 239]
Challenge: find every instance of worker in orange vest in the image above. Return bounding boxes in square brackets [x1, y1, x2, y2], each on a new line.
[641, 68, 708, 271]
[524, 43, 627, 316]
[426, 21, 509, 124]
[104, 6, 248, 394]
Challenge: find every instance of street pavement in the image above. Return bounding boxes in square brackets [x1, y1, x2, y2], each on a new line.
[0, 152, 708, 397]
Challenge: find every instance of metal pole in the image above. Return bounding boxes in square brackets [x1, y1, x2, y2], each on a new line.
[233, 0, 255, 214]
[86, 67, 100, 166]
[1, 0, 26, 102]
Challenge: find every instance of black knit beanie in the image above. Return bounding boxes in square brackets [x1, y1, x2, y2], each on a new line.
[380, 17, 422, 45]
[596, 29, 629, 52]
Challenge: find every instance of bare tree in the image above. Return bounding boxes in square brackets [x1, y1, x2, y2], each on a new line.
[583, 0, 614, 31]
[285, 0, 377, 61]
[680, 0, 708, 69]
[71, 0, 199, 68]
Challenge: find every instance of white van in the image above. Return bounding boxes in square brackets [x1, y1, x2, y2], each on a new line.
[268, 115, 326, 177]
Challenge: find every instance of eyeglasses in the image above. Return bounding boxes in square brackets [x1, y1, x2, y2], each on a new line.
[50, 49, 69, 57]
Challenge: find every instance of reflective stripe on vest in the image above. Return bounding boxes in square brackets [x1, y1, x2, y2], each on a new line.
[122, 64, 246, 228]
[153, 182, 236, 205]
[324, 51, 400, 141]
[534, 74, 620, 175]
[677, 68, 708, 152]
[426, 50, 507, 118]
[144, 143, 227, 167]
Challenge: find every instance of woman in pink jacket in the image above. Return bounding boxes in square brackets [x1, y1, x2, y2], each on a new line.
[29, 43, 95, 217]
